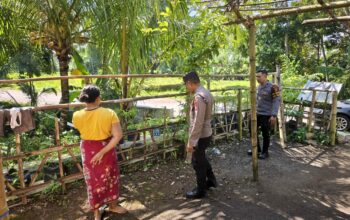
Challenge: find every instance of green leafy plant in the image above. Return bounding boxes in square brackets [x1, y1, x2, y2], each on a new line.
[289, 127, 307, 144]
[314, 131, 331, 145]
[61, 130, 80, 145]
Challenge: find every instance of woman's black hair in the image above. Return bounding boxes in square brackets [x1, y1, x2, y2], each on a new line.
[79, 85, 100, 103]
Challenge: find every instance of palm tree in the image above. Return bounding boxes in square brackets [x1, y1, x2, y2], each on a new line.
[2, 0, 93, 128]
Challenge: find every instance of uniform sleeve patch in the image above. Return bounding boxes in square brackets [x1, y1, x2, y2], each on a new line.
[272, 84, 280, 98]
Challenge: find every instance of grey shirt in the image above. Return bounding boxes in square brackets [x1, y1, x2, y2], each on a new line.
[188, 86, 213, 147]
[257, 81, 281, 116]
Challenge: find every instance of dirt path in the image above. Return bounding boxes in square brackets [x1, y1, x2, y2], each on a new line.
[10, 139, 350, 220]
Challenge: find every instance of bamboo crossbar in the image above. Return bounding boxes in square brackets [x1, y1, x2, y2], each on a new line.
[0, 74, 182, 84]
[239, 7, 297, 11]
[283, 87, 334, 92]
[240, 0, 291, 7]
[0, 73, 275, 85]
[2, 143, 77, 161]
[224, 0, 350, 25]
[4, 87, 248, 112]
[303, 16, 350, 24]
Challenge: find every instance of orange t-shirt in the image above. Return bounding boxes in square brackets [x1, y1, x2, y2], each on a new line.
[72, 107, 119, 140]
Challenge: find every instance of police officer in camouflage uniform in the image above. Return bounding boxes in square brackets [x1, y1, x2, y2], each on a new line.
[183, 71, 217, 199]
[247, 69, 281, 159]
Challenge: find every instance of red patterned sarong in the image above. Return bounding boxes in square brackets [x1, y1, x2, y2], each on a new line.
[80, 139, 120, 210]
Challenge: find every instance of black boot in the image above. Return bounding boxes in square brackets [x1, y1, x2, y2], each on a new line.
[186, 188, 206, 199]
[258, 152, 269, 160]
[206, 179, 218, 189]
[247, 149, 261, 156]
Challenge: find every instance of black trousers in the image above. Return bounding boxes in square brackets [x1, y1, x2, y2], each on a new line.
[191, 136, 216, 192]
[250, 115, 271, 153]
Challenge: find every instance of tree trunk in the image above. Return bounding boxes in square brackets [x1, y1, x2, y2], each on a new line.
[58, 52, 71, 130]
[120, 15, 129, 131]
[284, 32, 289, 57]
[320, 36, 329, 81]
[121, 16, 128, 101]
[101, 49, 110, 75]
[317, 43, 320, 63]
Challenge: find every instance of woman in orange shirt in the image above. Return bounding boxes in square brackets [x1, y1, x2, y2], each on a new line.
[73, 85, 127, 220]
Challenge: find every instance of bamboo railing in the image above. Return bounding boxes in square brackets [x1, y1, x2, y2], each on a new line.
[0, 72, 339, 211]
[0, 74, 251, 209]
[282, 87, 338, 145]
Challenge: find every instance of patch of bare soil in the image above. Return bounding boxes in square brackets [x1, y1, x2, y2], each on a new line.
[10, 139, 350, 220]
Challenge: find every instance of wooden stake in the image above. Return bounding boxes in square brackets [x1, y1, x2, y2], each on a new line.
[307, 90, 317, 135]
[185, 95, 192, 162]
[276, 65, 287, 147]
[0, 151, 10, 220]
[237, 89, 243, 141]
[163, 107, 168, 159]
[248, 21, 258, 182]
[330, 91, 338, 146]
[55, 118, 66, 193]
[224, 100, 229, 139]
[213, 100, 217, 145]
[15, 134, 27, 204]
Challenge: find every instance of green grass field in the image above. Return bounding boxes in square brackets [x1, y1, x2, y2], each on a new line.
[1, 72, 257, 100]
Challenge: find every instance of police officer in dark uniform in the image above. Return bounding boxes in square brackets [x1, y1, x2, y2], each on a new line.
[183, 71, 217, 199]
[248, 69, 281, 159]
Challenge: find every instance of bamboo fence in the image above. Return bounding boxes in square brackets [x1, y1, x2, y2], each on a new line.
[0, 74, 251, 209]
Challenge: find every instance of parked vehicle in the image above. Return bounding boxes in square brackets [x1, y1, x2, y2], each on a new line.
[337, 99, 350, 131]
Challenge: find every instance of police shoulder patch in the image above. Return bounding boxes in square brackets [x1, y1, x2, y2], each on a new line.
[271, 84, 280, 98]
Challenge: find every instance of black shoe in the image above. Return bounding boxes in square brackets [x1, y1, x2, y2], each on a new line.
[186, 188, 206, 199]
[206, 179, 218, 189]
[258, 152, 269, 160]
[247, 150, 261, 156]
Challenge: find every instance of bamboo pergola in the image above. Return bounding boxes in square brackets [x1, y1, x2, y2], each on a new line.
[206, 0, 349, 181]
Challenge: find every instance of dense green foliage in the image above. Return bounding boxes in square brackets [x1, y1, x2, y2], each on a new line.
[0, 0, 349, 96]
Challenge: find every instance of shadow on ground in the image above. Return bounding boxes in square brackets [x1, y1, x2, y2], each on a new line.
[11, 139, 350, 220]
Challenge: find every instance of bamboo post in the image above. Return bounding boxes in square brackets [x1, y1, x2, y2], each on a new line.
[307, 90, 317, 137]
[55, 118, 66, 193]
[248, 21, 258, 181]
[213, 100, 217, 144]
[185, 96, 192, 162]
[15, 134, 27, 204]
[163, 107, 167, 149]
[238, 89, 243, 141]
[276, 65, 287, 147]
[272, 71, 278, 132]
[0, 151, 10, 220]
[330, 91, 338, 146]
[322, 91, 330, 131]
[163, 107, 167, 159]
[224, 100, 229, 139]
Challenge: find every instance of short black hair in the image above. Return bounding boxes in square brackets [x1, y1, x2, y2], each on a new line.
[79, 85, 100, 103]
[257, 69, 268, 75]
[183, 71, 200, 84]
